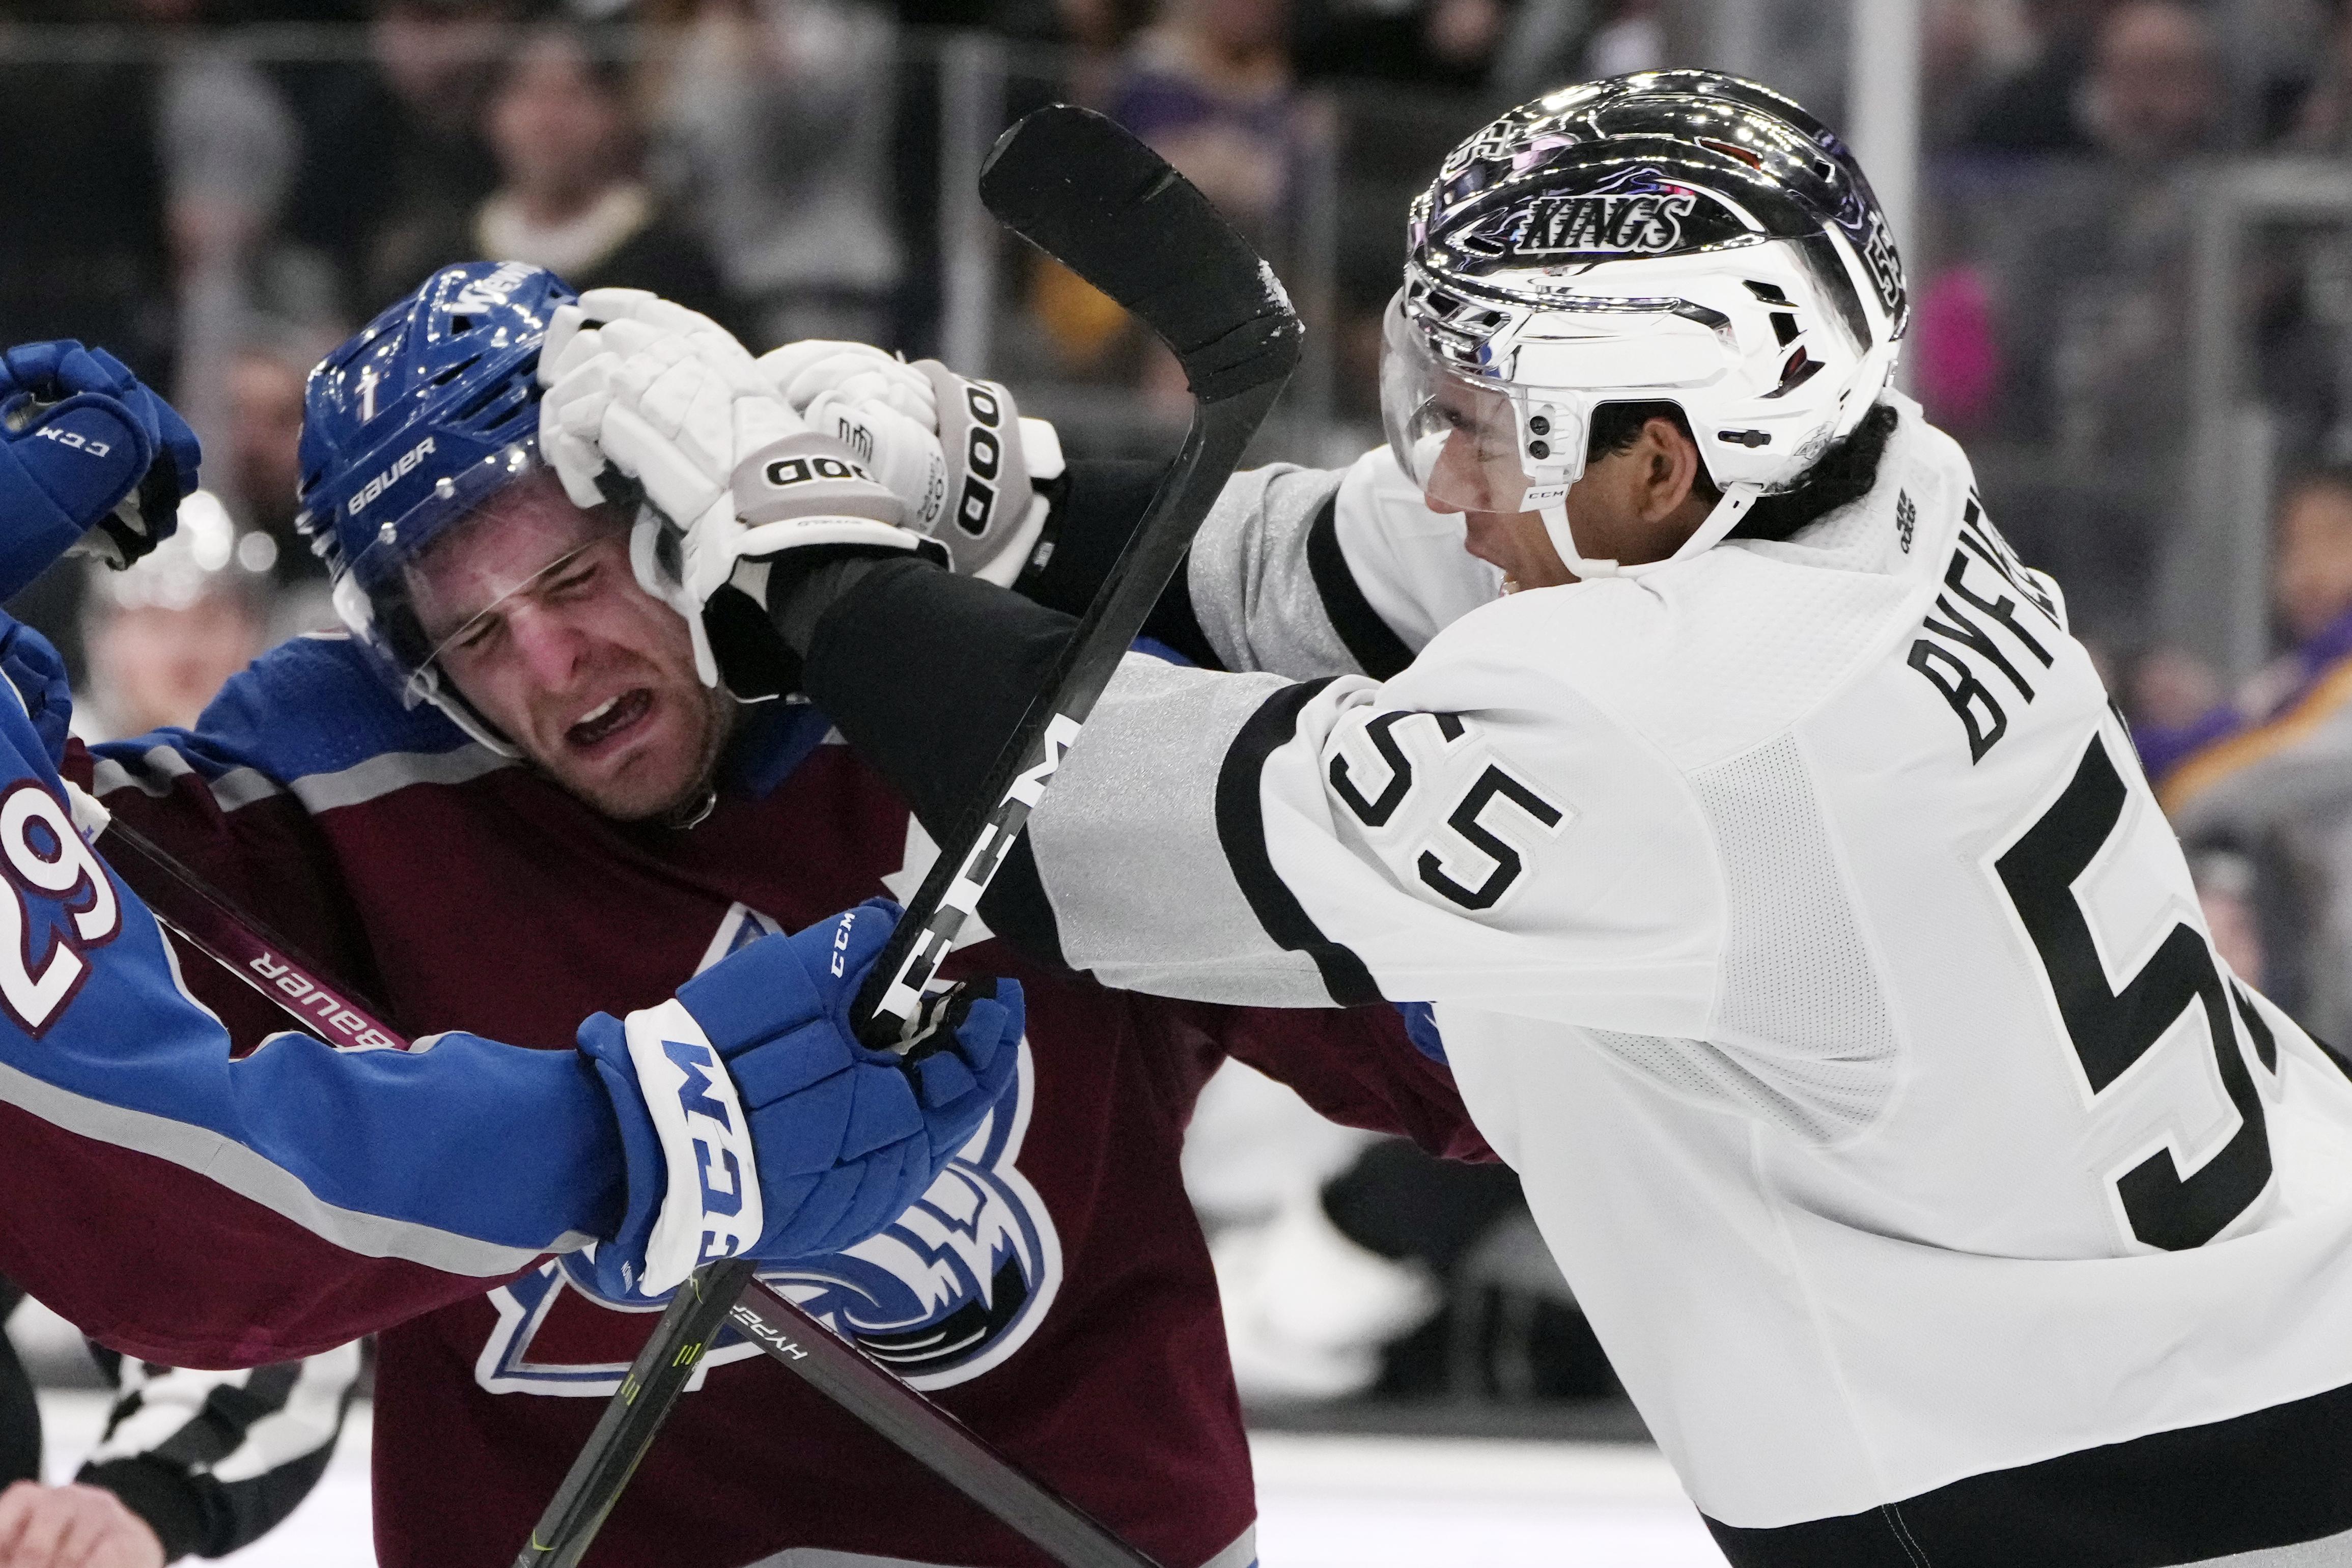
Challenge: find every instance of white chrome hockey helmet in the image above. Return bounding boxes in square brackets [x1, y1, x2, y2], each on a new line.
[1381, 70, 1908, 576]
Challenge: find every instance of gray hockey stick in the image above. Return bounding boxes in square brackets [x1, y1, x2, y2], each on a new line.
[512, 105, 1301, 1568]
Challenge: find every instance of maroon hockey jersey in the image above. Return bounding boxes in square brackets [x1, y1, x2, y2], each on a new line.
[72, 636, 1485, 1568]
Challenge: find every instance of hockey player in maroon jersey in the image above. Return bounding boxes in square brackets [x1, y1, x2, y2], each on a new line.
[8, 265, 1485, 1568]
[0, 338, 1023, 1377]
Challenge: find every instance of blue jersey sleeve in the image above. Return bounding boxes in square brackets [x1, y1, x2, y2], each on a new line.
[0, 659, 626, 1368]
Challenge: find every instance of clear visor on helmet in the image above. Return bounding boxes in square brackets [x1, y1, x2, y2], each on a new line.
[1380, 295, 1594, 514]
[342, 436, 633, 703]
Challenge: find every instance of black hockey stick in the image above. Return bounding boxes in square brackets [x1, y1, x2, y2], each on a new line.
[513, 106, 1301, 1568]
[854, 105, 1302, 1044]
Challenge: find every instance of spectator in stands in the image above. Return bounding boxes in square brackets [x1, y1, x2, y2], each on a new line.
[1021, 0, 1322, 397]
[1111, 0, 1302, 246]
[0, 4, 173, 377]
[1961, 0, 2117, 151]
[281, 0, 517, 322]
[2293, 1, 2352, 151]
[2078, 0, 2221, 159]
[373, 18, 736, 330]
[1958, 0, 2219, 158]
[220, 342, 313, 570]
[1970, 1, 2220, 651]
[2156, 468, 2352, 1038]
[1289, 0, 1592, 94]
[645, 0, 903, 347]
[153, 0, 312, 462]
[222, 337, 340, 635]
[74, 492, 274, 743]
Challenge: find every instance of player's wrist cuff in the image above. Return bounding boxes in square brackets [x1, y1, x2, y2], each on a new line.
[574, 1015, 678, 1303]
[78, 1456, 210, 1561]
[0, 446, 107, 602]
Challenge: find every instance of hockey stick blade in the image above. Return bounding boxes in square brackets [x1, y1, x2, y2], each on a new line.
[854, 108, 1301, 1041]
[978, 105, 1301, 403]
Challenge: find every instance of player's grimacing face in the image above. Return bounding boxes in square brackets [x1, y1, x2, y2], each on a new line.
[410, 474, 735, 822]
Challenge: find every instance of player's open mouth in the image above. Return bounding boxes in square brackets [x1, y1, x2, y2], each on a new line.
[566, 689, 652, 751]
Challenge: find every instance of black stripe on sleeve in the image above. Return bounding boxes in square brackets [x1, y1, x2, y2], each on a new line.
[1015, 460, 1223, 669]
[81, 1357, 332, 1561]
[79, 1457, 213, 1560]
[1306, 495, 1415, 680]
[148, 1363, 300, 1469]
[1705, 1373, 2352, 1567]
[974, 832, 1070, 973]
[1214, 678, 1383, 1005]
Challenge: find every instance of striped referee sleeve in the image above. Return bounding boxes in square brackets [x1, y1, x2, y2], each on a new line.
[78, 1338, 362, 1559]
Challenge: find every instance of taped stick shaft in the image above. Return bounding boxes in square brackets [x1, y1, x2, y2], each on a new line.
[511, 1258, 756, 1568]
[854, 377, 1284, 1041]
[854, 107, 1298, 1045]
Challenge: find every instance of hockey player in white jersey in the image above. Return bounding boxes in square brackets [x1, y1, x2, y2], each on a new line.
[542, 71, 2352, 1566]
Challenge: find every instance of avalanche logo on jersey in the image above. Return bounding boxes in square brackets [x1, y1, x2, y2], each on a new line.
[474, 900, 1062, 1397]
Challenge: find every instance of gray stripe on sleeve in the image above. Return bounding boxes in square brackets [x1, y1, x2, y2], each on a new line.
[1028, 655, 1334, 1005]
[0, 1055, 578, 1276]
[1185, 464, 1361, 680]
[287, 744, 513, 814]
[92, 746, 200, 801]
[90, 746, 283, 810]
[93, 741, 511, 817]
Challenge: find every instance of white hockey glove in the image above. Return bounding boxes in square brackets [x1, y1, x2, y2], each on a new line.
[758, 341, 1065, 585]
[536, 291, 939, 697]
[759, 340, 936, 422]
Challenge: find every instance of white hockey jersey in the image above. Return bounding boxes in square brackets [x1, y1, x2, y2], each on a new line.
[1022, 400, 2352, 1565]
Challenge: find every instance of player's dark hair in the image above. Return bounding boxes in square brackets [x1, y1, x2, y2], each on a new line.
[1587, 401, 1730, 519]
[1585, 401, 1713, 487]
[1582, 399, 1898, 544]
[1730, 401, 1899, 542]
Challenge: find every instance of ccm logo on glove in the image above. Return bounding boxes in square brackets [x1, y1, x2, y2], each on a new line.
[33, 427, 110, 459]
[627, 998, 763, 1280]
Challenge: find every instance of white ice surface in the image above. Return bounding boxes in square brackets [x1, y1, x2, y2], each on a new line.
[39, 1392, 1728, 1566]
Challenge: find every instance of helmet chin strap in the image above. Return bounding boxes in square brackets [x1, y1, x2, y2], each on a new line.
[630, 513, 722, 689]
[1536, 483, 1763, 582]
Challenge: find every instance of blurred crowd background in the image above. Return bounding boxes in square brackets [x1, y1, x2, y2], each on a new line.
[14, 0, 2352, 1446]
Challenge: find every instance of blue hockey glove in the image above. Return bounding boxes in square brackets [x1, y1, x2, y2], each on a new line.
[0, 618, 72, 765]
[0, 341, 202, 599]
[1392, 1000, 1446, 1065]
[577, 898, 1022, 1298]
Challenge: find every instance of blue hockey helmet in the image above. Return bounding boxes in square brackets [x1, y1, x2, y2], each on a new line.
[296, 261, 584, 745]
